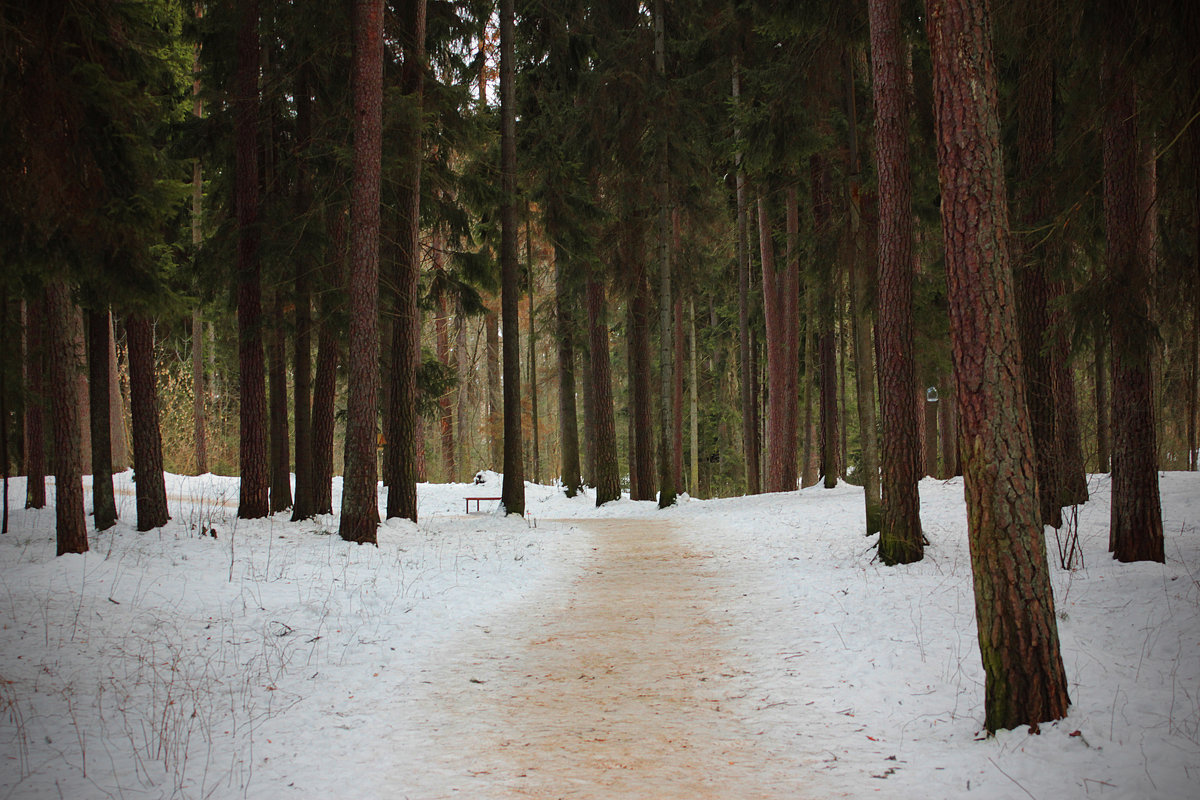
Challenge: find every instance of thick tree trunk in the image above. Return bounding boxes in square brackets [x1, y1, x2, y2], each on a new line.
[927, 0, 1070, 733]
[555, 241, 582, 496]
[869, 0, 923, 563]
[760, 193, 798, 493]
[1013, 35, 1062, 528]
[1103, 51, 1163, 563]
[384, 0, 425, 523]
[587, 279, 620, 505]
[235, 0, 268, 520]
[268, 292, 292, 512]
[72, 306, 91, 475]
[801, 283, 820, 488]
[500, 0, 525, 515]
[24, 297, 46, 509]
[340, 0, 384, 543]
[88, 308, 117, 531]
[46, 280, 87, 554]
[733, 56, 760, 495]
[1051, 301, 1089, 502]
[126, 315, 170, 531]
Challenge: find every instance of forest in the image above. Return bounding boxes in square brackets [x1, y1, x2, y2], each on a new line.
[2, 0, 1199, 749]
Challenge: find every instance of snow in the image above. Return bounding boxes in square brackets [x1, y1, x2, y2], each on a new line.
[1, 468, 1197, 798]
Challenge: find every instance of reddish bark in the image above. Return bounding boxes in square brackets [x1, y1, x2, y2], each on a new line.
[46, 280, 87, 554]
[760, 193, 798, 493]
[733, 57, 760, 495]
[869, 0, 923, 563]
[340, 0, 384, 543]
[268, 292, 292, 513]
[555, 240, 582, 496]
[630, 271, 656, 501]
[311, 210, 344, 516]
[927, 0, 1070, 732]
[587, 279, 621, 505]
[126, 315, 170, 531]
[1103, 50, 1163, 563]
[87, 308, 117, 531]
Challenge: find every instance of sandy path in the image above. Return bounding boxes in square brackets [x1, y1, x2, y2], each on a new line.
[413, 518, 811, 799]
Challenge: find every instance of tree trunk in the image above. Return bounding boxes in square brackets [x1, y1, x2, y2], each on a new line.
[312, 209, 344, 516]
[526, 219, 540, 486]
[812, 155, 839, 489]
[126, 315, 170, 532]
[580, 325, 596, 487]
[801, 280, 820, 488]
[1013, 29, 1062, 528]
[673, 290, 684, 493]
[500, 0, 525, 516]
[655, 0, 676, 509]
[291, 66, 316, 521]
[869, 0, 923, 563]
[1102, 49, 1163, 563]
[108, 313, 128, 471]
[268, 292, 292, 512]
[46, 280, 87, 554]
[1094, 317, 1110, 472]
[1, 293, 7, 534]
[924, 393, 939, 477]
[191, 26, 207, 477]
[456, 301, 471, 480]
[437, 290, 456, 481]
[486, 309, 502, 470]
[760, 192, 797, 493]
[939, 372, 960, 478]
[88, 308, 117, 531]
[384, 0, 425, 523]
[733, 56, 760, 495]
[630, 272, 656, 501]
[689, 298, 700, 496]
[927, 0, 1070, 732]
[555, 240, 582, 496]
[340, 0, 384, 543]
[24, 296, 46, 509]
[72, 306, 91, 475]
[587, 278, 621, 505]
[235, 0, 268, 520]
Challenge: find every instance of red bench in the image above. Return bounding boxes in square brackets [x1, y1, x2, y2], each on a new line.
[465, 496, 502, 513]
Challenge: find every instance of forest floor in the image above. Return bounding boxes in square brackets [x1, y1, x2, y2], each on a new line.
[408, 518, 819, 799]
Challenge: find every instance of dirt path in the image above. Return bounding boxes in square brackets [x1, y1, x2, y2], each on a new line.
[416, 518, 810, 798]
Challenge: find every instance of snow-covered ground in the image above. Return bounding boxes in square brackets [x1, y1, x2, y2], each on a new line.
[0, 468, 1196, 798]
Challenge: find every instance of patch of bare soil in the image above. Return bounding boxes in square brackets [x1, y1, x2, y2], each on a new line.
[419, 518, 810, 798]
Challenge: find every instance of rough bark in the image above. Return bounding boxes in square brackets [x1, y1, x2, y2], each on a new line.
[235, 0, 268, 520]
[939, 373, 960, 477]
[587, 279, 621, 505]
[384, 0, 425, 523]
[630, 271, 656, 501]
[340, 0, 384, 543]
[437, 290, 456, 481]
[1102, 50, 1163, 563]
[927, 0, 1071, 732]
[72, 306, 91, 474]
[1013, 32, 1062, 528]
[88, 308, 117, 531]
[46, 281, 87, 554]
[801, 280, 820, 488]
[500, 0, 525, 515]
[760, 193, 797, 493]
[580, 326, 596, 487]
[689, 298, 699, 496]
[555, 241, 582, 496]
[869, 0, 923, 563]
[526, 221, 540, 486]
[108, 314, 128, 471]
[268, 292, 292, 512]
[127, 315, 170, 532]
[24, 296, 46, 509]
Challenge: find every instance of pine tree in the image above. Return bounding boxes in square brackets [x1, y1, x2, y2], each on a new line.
[45, 280, 87, 555]
[927, 0, 1070, 732]
[500, 0, 525, 516]
[340, 0, 384, 544]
